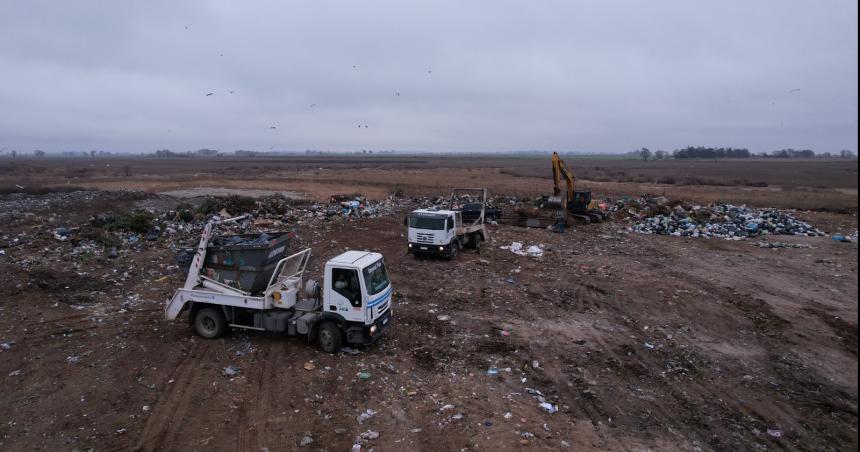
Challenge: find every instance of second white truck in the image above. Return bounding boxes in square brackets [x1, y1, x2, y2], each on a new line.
[406, 188, 489, 259]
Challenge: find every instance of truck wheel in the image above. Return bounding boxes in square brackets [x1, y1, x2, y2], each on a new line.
[473, 234, 482, 252]
[447, 243, 458, 260]
[194, 307, 227, 339]
[317, 322, 343, 353]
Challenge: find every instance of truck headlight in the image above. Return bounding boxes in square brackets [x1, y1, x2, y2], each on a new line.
[438, 246, 444, 251]
[408, 243, 412, 248]
[369, 325, 377, 335]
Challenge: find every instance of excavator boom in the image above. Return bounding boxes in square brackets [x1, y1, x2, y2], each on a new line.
[551, 152, 575, 202]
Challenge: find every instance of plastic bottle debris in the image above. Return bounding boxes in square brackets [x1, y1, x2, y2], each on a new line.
[437, 315, 450, 321]
[487, 367, 499, 376]
[767, 428, 783, 438]
[358, 371, 371, 380]
[644, 343, 656, 350]
[224, 365, 240, 377]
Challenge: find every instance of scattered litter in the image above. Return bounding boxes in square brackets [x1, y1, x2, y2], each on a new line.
[356, 409, 376, 424]
[487, 367, 499, 376]
[531, 360, 540, 369]
[358, 371, 372, 380]
[484, 420, 493, 427]
[504, 412, 513, 419]
[437, 315, 450, 321]
[831, 233, 856, 242]
[341, 347, 362, 355]
[756, 241, 813, 249]
[8, 369, 21, 377]
[767, 428, 783, 438]
[644, 342, 656, 350]
[0, 342, 11, 351]
[526, 245, 544, 257]
[539, 402, 558, 414]
[440, 404, 455, 411]
[303, 362, 316, 371]
[501, 242, 545, 257]
[499, 330, 511, 337]
[224, 365, 240, 377]
[299, 434, 314, 446]
[116, 428, 127, 435]
[66, 355, 80, 364]
[360, 430, 380, 440]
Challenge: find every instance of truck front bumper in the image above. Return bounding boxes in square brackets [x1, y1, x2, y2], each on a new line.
[346, 309, 392, 345]
[408, 242, 448, 255]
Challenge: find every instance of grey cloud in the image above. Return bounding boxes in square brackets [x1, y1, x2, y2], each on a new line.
[0, 0, 856, 153]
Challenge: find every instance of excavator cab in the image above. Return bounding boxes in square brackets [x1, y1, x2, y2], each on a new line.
[569, 190, 593, 214]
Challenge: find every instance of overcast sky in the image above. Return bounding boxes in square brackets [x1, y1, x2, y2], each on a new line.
[0, 0, 857, 153]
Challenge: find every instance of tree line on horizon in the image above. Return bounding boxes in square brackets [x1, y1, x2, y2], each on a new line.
[637, 147, 856, 161]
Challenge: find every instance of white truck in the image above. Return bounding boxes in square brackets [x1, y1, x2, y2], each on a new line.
[165, 217, 392, 352]
[406, 188, 489, 259]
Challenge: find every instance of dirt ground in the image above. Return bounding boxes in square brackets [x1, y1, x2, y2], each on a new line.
[1, 156, 857, 210]
[0, 157, 857, 451]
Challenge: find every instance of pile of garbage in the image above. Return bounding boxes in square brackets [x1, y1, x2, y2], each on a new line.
[210, 232, 274, 247]
[618, 197, 824, 239]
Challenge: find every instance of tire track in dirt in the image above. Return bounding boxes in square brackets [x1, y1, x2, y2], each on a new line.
[134, 340, 211, 451]
[237, 342, 274, 451]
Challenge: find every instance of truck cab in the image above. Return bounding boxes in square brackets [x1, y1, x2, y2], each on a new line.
[407, 209, 460, 256]
[321, 251, 393, 344]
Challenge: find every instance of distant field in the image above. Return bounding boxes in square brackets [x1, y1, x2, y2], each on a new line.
[0, 155, 856, 210]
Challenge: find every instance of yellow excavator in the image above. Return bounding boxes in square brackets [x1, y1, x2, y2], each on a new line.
[546, 152, 605, 223]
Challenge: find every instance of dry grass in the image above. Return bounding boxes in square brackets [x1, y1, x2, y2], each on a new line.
[0, 156, 856, 210]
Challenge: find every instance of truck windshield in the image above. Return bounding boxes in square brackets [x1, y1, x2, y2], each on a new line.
[409, 216, 445, 230]
[362, 259, 390, 295]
